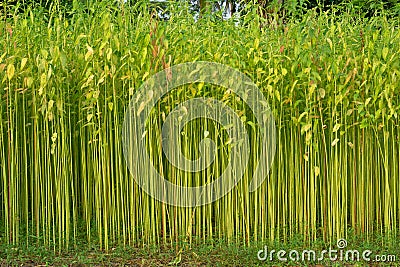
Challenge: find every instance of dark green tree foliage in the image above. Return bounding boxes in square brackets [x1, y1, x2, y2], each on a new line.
[346, 0, 399, 17]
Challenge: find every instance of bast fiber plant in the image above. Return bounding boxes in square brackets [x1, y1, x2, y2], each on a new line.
[0, 0, 399, 253]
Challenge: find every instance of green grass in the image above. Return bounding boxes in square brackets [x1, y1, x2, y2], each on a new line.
[0, 0, 399, 261]
[1, 229, 399, 266]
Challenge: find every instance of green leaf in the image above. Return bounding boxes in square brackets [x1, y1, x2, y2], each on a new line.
[108, 102, 113, 111]
[20, 58, 28, 71]
[327, 38, 333, 50]
[332, 124, 341, 133]
[254, 38, 259, 49]
[85, 44, 94, 61]
[7, 64, 15, 80]
[87, 113, 93, 122]
[331, 138, 339, 147]
[382, 47, 389, 60]
[301, 123, 312, 134]
[274, 90, 280, 101]
[141, 47, 147, 67]
[314, 166, 320, 177]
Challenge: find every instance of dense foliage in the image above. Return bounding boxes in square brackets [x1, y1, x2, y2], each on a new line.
[0, 0, 399, 251]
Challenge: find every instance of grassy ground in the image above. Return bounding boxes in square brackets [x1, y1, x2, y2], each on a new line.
[1, 231, 400, 266]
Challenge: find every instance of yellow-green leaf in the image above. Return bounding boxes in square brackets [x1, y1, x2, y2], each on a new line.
[254, 38, 259, 49]
[274, 90, 280, 101]
[87, 113, 93, 122]
[25, 77, 33, 88]
[301, 123, 312, 134]
[20, 58, 28, 71]
[39, 73, 47, 95]
[7, 64, 15, 80]
[314, 166, 320, 177]
[108, 102, 113, 111]
[48, 100, 54, 110]
[333, 124, 341, 133]
[327, 38, 333, 50]
[85, 44, 94, 61]
[382, 47, 389, 60]
[198, 82, 204, 91]
[142, 72, 149, 81]
[331, 138, 339, 147]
